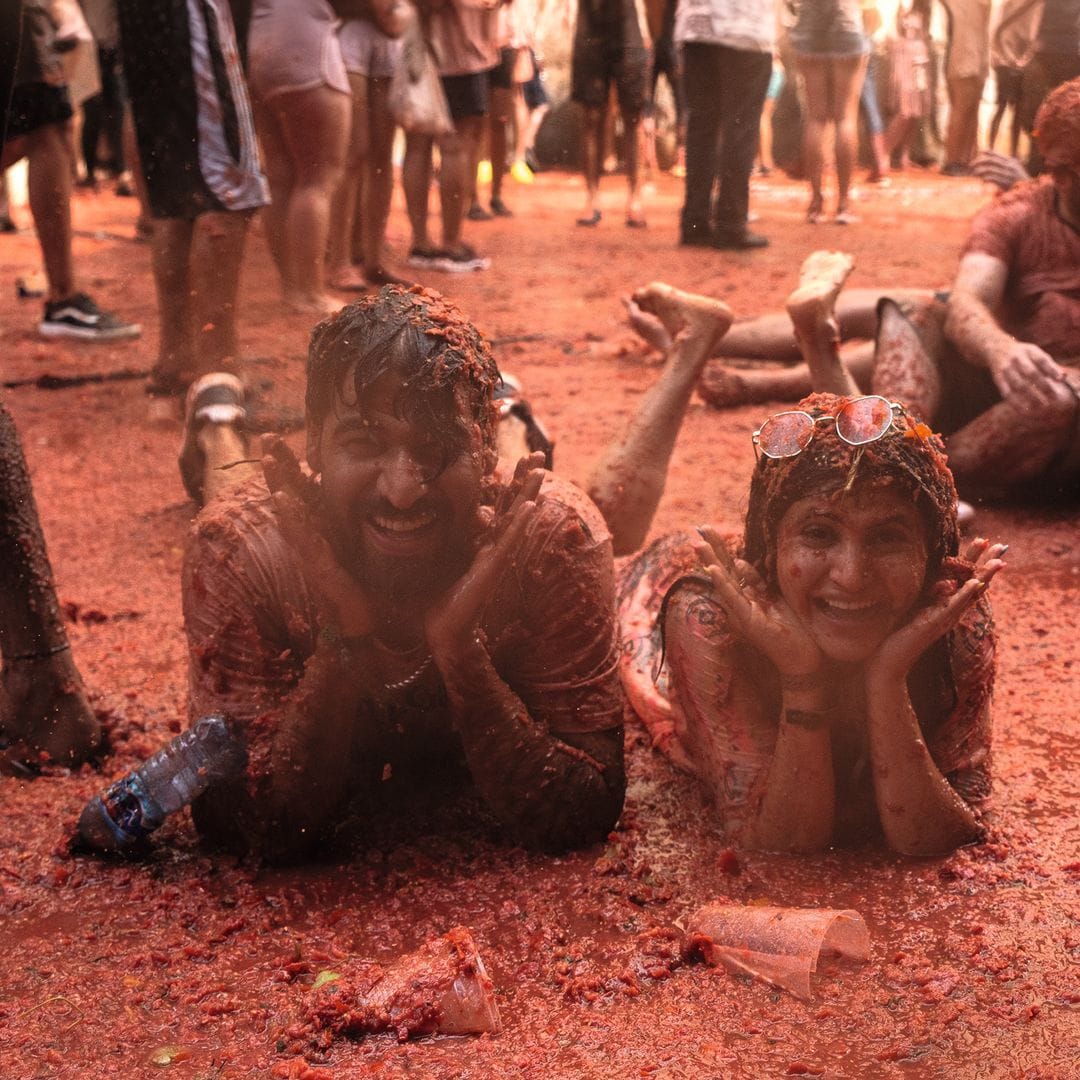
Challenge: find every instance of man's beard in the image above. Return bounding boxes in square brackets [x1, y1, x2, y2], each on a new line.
[353, 541, 472, 605]
[329, 503, 474, 606]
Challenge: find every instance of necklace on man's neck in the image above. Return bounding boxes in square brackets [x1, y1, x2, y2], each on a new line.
[381, 653, 433, 693]
[371, 634, 431, 692]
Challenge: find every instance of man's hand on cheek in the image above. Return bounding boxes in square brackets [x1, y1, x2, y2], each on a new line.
[262, 436, 373, 638]
[426, 453, 545, 660]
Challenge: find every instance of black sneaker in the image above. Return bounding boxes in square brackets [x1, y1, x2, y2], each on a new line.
[431, 246, 490, 273]
[711, 227, 769, 251]
[466, 203, 493, 221]
[39, 293, 141, 341]
[490, 197, 513, 218]
[407, 247, 442, 269]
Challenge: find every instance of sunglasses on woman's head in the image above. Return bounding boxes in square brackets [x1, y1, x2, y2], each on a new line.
[752, 395, 904, 460]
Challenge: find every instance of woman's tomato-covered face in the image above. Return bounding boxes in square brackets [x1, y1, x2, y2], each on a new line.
[774, 484, 930, 665]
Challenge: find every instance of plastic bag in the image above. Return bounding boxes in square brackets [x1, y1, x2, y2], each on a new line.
[389, 29, 453, 137]
[686, 903, 870, 1000]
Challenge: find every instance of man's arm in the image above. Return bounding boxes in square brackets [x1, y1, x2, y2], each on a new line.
[438, 637, 625, 851]
[945, 251, 1071, 412]
[426, 470, 625, 851]
[183, 489, 383, 859]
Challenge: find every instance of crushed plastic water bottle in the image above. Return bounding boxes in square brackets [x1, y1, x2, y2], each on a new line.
[77, 714, 244, 851]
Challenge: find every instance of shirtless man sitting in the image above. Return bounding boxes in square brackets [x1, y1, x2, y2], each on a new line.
[180, 287, 625, 860]
[625, 77, 1080, 502]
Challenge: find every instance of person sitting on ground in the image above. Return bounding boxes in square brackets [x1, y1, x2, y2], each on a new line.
[595, 284, 1003, 856]
[177, 286, 625, 860]
[0, 398, 100, 772]
[626, 80, 1080, 502]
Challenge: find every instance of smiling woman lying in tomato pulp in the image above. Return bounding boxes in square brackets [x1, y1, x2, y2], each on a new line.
[618, 392, 1005, 856]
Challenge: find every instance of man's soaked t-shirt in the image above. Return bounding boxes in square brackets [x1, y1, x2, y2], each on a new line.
[182, 473, 622, 854]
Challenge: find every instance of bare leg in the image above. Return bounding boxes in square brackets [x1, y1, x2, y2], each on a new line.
[698, 343, 875, 409]
[796, 57, 828, 219]
[180, 373, 259, 507]
[784, 250, 858, 394]
[588, 284, 734, 555]
[869, 297, 946, 420]
[580, 104, 604, 219]
[149, 217, 196, 388]
[943, 75, 983, 168]
[945, 395, 1080, 495]
[832, 55, 867, 217]
[436, 114, 484, 253]
[403, 132, 436, 253]
[191, 210, 252, 375]
[0, 399, 99, 768]
[200, 422, 259, 505]
[628, 282, 936, 363]
[489, 85, 512, 208]
[359, 76, 398, 278]
[252, 98, 293, 284]
[268, 85, 350, 312]
[24, 124, 76, 299]
[623, 109, 644, 224]
[329, 71, 368, 290]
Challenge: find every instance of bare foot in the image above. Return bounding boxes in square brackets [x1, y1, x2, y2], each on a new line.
[328, 266, 368, 292]
[697, 363, 750, 409]
[784, 250, 855, 343]
[0, 651, 100, 768]
[623, 295, 673, 354]
[286, 293, 341, 316]
[632, 282, 734, 357]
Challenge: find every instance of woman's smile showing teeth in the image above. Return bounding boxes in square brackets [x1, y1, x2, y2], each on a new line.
[775, 487, 930, 664]
[816, 597, 881, 620]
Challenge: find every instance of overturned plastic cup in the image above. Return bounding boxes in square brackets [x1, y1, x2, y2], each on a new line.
[686, 903, 870, 1000]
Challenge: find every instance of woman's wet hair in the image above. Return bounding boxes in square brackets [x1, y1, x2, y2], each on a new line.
[743, 392, 960, 591]
[306, 286, 500, 466]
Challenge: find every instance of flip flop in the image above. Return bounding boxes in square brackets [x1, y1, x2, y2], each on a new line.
[576, 210, 601, 227]
[625, 217, 648, 229]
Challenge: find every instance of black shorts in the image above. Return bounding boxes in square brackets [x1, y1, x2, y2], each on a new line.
[441, 70, 490, 121]
[116, 0, 266, 219]
[522, 53, 549, 110]
[3, 82, 72, 142]
[571, 38, 650, 114]
[490, 47, 516, 90]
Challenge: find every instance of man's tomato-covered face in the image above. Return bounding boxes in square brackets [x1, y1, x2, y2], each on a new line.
[309, 372, 493, 603]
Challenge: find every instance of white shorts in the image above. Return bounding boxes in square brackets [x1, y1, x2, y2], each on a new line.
[337, 19, 402, 80]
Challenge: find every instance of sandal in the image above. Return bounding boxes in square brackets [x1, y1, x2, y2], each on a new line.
[177, 373, 247, 505]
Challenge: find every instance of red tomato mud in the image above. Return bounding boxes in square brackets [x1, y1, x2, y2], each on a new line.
[1, 170, 1077, 1078]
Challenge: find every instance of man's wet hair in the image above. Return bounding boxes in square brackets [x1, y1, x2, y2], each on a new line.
[1034, 75, 1080, 171]
[306, 286, 500, 466]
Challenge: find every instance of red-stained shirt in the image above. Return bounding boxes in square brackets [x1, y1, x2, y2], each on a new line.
[963, 178, 1080, 361]
[182, 473, 623, 853]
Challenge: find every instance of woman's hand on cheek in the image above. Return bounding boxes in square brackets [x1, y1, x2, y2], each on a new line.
[694, 526, 823, 679]
[868, 541, 1006, 684]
